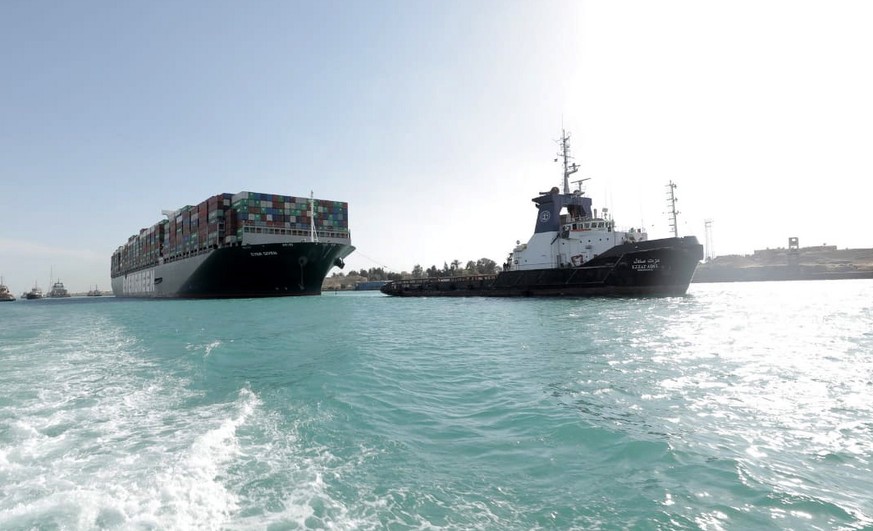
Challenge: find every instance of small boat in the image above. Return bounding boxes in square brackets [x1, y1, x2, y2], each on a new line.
[87, 285, 103, 296]
[25, 283, 43, 300]
[47, 280, 71, 298]
[0, 277, 15, 302]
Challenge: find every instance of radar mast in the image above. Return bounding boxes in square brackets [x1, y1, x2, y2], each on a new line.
[557, 129, 579, 194]
[666, 181, 680, 238]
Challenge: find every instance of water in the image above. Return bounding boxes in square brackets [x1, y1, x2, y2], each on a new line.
[1, 281, 872, 530]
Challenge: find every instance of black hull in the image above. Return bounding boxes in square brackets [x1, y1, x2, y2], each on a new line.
[112, 241, 354, 299]
[381, 236, 703, 297]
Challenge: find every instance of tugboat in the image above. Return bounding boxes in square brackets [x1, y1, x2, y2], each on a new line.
[47, 280, 71, 298]
[381, 130, 703, 297]
[0, 277, 15, 302]
[25, 283, 43, 300]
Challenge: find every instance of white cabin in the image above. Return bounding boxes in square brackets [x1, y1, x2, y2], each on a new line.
[505, 129, 648, 272]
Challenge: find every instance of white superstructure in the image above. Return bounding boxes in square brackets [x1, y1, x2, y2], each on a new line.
[506, 131, 648, 272]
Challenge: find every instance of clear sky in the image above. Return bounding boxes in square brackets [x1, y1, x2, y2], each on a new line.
[2, 0, 872, 293]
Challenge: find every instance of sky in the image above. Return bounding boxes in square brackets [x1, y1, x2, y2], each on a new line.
[2, 0, 872, 293]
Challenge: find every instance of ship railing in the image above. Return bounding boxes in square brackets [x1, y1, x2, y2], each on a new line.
[112, 229, 357, 277]
[240, 226, 350, 241]
[388, 274, 498, 288]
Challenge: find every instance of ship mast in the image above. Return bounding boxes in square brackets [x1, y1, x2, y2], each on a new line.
[666, 181, 679, 238]
[309, 191, 319, 243]
[557, 129, 579, 194]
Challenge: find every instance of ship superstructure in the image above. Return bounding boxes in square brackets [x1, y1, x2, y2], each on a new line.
[506, 132, 648, 272]
[111, 191, 354, 298]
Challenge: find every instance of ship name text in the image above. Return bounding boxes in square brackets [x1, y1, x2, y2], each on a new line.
[631, 258, 661, 272]
[123, 268, 155, 294]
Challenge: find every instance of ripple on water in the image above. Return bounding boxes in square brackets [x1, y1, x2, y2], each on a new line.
[1, 285, 872, 528]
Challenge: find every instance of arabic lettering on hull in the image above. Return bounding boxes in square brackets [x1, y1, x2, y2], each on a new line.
[631, 258, 661, 272]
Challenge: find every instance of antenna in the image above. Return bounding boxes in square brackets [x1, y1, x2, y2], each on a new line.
[666, 181, 679, 238]
[571, 178, 590, 193]
[557, 129, 579, 194]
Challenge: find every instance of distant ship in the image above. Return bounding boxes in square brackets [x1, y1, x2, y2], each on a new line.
[381, 131, 703, 297]
[25, 283, 43, 300]
[46, 280, 71, 298]
[111, 191, 354, 298]
[87, 285, 103, 296]
[0, 277, 15, 302]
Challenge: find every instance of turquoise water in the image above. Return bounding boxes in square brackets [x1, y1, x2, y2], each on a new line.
[1, 281, 872, 530]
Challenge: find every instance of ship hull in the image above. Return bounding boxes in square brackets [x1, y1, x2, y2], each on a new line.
[381, 236, 703, 297]
[112, 241, 354, 299]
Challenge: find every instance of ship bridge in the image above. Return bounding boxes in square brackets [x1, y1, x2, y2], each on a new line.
[532, 187, 592, 235]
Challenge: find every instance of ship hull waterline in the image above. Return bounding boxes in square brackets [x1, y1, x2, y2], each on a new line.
[381, 237, 703, 298]
[112, 241, 354, 299]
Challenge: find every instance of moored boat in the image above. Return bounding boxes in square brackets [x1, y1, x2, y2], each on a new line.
[47, 280, 71, 298]
[381, 131, 703, 297]
[25, 283, 43, 300]
[0, 277, 15, 302]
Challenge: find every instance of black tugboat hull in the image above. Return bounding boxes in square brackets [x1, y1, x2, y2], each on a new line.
[111, 241, 354, 299]
[381, 236, 703, 297]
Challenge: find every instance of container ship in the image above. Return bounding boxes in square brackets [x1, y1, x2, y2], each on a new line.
[381, 131, 703, 297]
[111, 191, 354, 298]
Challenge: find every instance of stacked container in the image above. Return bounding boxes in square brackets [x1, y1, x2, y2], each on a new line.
[230, 191, 349, 241]
[112, 191, 348, 276]
[111, 220, 167, 276]
[206, 193, 233, 247]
